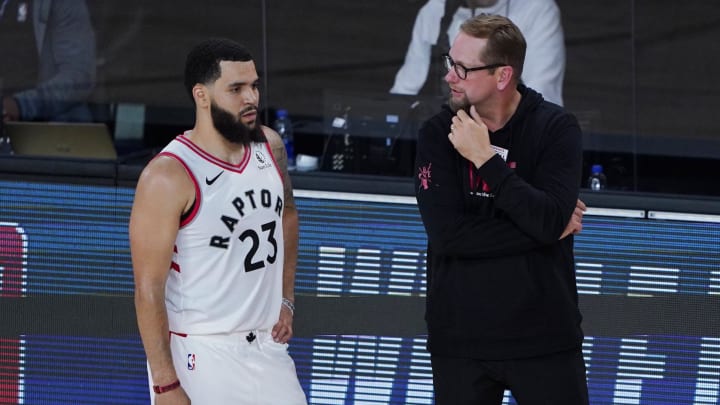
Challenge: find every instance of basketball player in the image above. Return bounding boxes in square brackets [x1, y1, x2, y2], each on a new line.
[129, 38, 306, 404]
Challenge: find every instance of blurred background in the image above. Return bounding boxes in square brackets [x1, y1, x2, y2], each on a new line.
[1, 0, 714, 193]
[74, 0, 720, 194]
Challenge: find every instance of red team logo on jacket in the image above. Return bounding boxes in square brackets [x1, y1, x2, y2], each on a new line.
[418, 163, 432, 190]
[469, 161, 517, 196]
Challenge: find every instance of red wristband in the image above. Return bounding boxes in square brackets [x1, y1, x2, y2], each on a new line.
[153, 379, 181, 394]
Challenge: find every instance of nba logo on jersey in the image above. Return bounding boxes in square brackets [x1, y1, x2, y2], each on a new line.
[255, 149, 272, 170]
[187, 353, 196, 370]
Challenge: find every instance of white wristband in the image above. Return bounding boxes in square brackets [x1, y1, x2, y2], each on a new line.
[282, 298, 295, 315]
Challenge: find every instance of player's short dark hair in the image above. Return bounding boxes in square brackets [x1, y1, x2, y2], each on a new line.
[183, 38, 254, 101]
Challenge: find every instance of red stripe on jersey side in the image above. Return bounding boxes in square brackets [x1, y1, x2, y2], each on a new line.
[0, 338, 21, 402]
[175, 134, 251, 173]
[156, 152, 202, 228]
[170, 244, 180, 273]
[0, 224, 27, 297]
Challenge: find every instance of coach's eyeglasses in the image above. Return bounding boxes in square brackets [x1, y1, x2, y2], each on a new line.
[442, 53, 507, 80]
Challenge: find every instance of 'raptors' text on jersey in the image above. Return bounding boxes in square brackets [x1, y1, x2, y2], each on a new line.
[158, 133, 286, 335]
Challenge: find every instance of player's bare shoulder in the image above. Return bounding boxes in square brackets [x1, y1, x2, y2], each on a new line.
[261, 124, 283, 149]
[135, 154, 195, 212]
[262, 125, 289, 170]
[138, 155, 189, 188]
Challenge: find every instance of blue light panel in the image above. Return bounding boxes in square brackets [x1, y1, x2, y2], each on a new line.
[0, 180, 718, 404]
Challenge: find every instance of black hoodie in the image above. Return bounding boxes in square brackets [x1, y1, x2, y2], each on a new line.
[414, 85, 584, 360]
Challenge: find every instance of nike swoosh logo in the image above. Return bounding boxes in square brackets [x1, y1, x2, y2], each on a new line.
[205, 171, 224, 185]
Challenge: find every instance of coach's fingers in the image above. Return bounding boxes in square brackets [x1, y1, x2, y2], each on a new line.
[576, 198, 587, 212]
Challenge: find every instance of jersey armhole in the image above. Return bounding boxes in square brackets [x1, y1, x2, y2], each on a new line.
[156, 151, 202, 227]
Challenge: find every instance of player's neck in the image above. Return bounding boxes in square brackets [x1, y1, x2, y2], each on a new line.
[188, 121, 246, 165]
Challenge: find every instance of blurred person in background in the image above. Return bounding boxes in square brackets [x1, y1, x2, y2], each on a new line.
[391, 0, 565, 106]
[1, 0, 96, 122]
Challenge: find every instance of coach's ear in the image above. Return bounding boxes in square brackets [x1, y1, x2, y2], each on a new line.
[496, 66, 514, 92]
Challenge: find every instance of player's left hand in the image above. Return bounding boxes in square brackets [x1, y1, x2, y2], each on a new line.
[271, 304, 294, 343]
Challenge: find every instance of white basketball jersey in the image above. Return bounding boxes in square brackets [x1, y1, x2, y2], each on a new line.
[158, 133, 285, 335]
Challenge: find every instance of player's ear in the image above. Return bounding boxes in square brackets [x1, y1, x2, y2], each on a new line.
[193, 85, 209, 107]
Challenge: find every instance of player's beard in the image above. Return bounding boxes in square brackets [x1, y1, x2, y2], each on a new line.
[210, 101, 266, 145]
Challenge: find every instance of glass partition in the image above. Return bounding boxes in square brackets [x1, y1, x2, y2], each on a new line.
[1, 0, 718, 194]
[558, 0, 720, 196]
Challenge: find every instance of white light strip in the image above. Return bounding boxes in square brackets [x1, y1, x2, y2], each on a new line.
[295, 189, 417, 205]
[585, 207, 646, 218]
[648, 211, 720, 223]
[296, 190, 720, 225]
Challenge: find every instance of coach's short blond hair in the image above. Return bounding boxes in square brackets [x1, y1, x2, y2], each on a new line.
[460, 14, 526, 82]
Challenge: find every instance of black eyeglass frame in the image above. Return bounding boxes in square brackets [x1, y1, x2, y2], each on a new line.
[442, 53, 507, 80]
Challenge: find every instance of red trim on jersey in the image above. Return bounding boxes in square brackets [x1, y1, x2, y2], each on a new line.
[155, 151, 201, 228]
[170, 245, 180, 273]
[263, 141, 286, 186]
[169, 331, 188, 338]
[174, 134, 252, 173]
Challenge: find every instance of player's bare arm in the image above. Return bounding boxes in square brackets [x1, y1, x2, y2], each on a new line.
[130, 156, 195, 404]
[264, 125, 300, 343]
